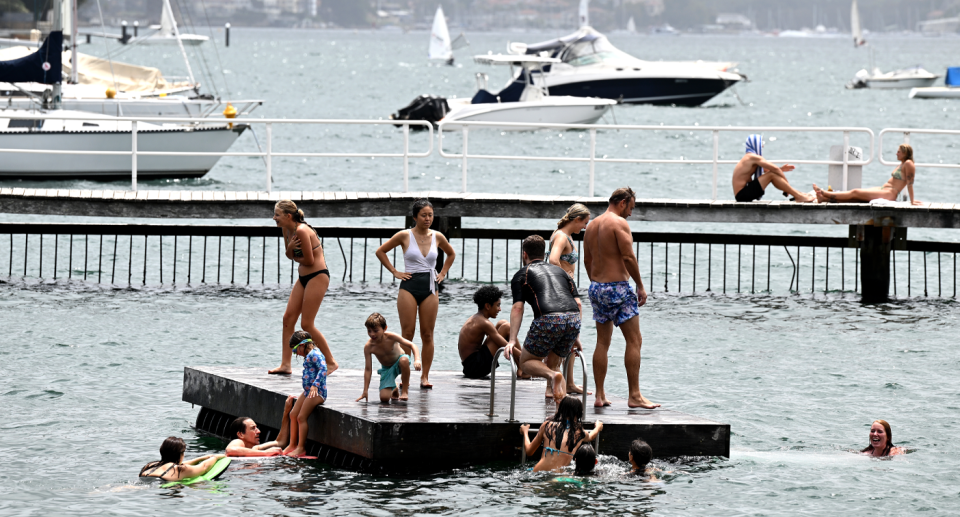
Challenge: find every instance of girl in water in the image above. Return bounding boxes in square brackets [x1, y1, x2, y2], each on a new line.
[140, 437, 225, 482]
[284, 330, 327, 458]
[268, 200, 338, 376]
[520, 396, 603, 472]
[375, 199, 456, 389]
[814, 144, 922, 205]
[547, 203, 592, 397]
[861, 419, 905, 457]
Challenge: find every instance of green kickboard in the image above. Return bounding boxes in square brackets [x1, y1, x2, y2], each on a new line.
[161, 457, 231, 488]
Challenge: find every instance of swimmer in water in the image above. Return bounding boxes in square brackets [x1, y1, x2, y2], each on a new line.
[356, 313, 422, 404]
[225, 405, 294, 457]
[861, 419, 905, 457]
[520, 396, 602, 473]
[628, 438, 658, 480]
[269, 200, 338, 376]
[573, 443, 597, 476]
[283, 330, 327, 458]
[140, 437, 225, 482]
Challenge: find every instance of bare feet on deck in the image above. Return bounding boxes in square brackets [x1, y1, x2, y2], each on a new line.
[594, 393, 612, 408]
[566, 383, 592, 395]
[282, 445, 298, 456]
[550, 372, 566, 400]
[391, 388, 400, 400]
[326, 360, 339, 376]
[627, 394, 661, 409]
[793, 191, 815, 203]
[268, 365, 292, 375]
[420, 379, 433, 390]
[812, 184, 833, 203]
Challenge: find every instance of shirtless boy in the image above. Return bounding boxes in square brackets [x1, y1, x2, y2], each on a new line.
[458, 285, 520, 379]
[357, 313, 422, 404]
[732, 134, 813, 203]
[583, 187, 659, 409]
[225, 398, 294, 457]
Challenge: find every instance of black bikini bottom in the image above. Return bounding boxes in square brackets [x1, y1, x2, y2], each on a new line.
[299, 269, 330, 288]
[399, 272, 436, 305]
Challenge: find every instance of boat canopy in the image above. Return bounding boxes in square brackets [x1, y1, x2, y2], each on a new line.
[0, 31, 61, 84]
[947, 67, 960, 87]
[474, 54, 560, 66]
[521, 26, 639, 68]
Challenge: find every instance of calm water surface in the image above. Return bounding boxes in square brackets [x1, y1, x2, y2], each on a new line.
[2, 30, 959, 515]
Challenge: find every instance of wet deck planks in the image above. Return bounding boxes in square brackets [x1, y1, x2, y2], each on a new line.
[183, 366, 729, 472]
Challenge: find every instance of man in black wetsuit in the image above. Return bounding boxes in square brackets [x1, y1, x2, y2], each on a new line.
[506, 235, 583, 401]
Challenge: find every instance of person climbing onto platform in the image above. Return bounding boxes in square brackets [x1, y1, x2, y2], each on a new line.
[814, 144, 921, 205]
[628, 438, 657, 479]
[357, 313, 422, 404]
[376, 199, 457, 389]
[283, 330, 327, 458]
[458, 285, 522, 379]
[268, 200, 338, 376]
[583, 187, 658, 409]
[732, 134, 813, 202]
[519, 396, 602, 472]
[505, 235, 582, 401]
[225, 403, 294, 457]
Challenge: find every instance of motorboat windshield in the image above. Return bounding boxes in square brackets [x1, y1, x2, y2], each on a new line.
[521, 27, 640, 68]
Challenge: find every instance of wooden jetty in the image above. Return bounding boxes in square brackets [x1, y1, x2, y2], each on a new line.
[183, 366, 729, 473]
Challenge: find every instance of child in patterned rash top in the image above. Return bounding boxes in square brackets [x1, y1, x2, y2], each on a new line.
[283, 329, 327, 458]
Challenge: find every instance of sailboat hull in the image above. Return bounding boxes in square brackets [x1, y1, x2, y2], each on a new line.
[0, 125, 246, 179]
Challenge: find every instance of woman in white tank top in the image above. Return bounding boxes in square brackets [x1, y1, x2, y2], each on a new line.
[376, 199, 457, 389]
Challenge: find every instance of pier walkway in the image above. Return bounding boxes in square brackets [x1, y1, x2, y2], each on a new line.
[183, 366, 729, 472]
[4, 188, 960, 228]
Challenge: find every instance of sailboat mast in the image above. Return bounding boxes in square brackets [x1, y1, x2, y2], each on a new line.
[52, 0, 62, 108]
[70, 0, 78, 84]
[165, 0, 197, 87]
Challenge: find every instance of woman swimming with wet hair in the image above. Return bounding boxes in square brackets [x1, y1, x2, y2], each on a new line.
[140, 437, 225, 482]
[861, 419, 905, 457]
[375, 199, 456, 389]
[520, 396, 603, 472]
[268, 199, 339, 376]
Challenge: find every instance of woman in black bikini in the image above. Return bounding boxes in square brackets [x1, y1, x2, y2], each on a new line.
[375, 199, 456, 388]
[268, 200, 338, 375]
[520, 396, 603, 472]
[140, 437, 225, 482]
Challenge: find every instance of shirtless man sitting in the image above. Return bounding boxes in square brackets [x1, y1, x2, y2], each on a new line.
[458, 285, 520, 379]
[733, 134, 813, 203]
[583, 187, 659, 409]
[225, 398, 294, 457]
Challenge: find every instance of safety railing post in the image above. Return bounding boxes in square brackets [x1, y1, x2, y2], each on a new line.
[588, 128, 597, 197]
[131, 120, 138, 191]
[842, 131, 850, 190]
[711, 130, 719, 201]
[265, 123, 273, 193]
[903, 131, 910, 145]
[403, 123, 410, 193]
[461, 126, 468, 193]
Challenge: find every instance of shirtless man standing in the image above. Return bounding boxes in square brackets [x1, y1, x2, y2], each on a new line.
[458, 285, 519, 379]
[732, 134, 813, 203]
[583, 187, 659, 409]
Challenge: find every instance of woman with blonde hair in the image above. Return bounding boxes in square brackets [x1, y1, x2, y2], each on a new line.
[268, 200, 338, 376]
[546, 203, 591, 396]
[814, 144, 922, 205]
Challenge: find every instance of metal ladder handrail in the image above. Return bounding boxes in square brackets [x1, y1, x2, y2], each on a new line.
[562, 350, 589, 419]
[488, 347, 518, 422]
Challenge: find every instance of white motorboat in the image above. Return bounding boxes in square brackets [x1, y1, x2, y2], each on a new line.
[910, 67, 960, 99]
[438, 54, 616, 131]
[0, 109, 246, 179]
[847, 66, 940, 89]
[508, 26, 742, 106]
[132, 0, 208, 46]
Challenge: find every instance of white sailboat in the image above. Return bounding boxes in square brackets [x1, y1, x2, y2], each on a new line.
[429, 6, 453, 65]
[627, 17, 637, 34]
[579, 0, 590, 27]
[134, 0, 208, 46]
[851, 0, 865, 47]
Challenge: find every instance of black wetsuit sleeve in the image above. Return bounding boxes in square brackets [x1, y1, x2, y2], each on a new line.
[511, 267, 526, 305]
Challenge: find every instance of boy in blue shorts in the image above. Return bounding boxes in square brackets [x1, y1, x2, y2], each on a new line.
[357, 313, 422, 404]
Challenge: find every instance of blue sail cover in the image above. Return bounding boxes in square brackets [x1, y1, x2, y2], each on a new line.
[0, 31, 62, 84]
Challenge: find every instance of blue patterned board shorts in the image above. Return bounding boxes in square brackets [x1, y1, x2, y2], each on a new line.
[588, 281, 640, 327]
[523, 312, 581, 358]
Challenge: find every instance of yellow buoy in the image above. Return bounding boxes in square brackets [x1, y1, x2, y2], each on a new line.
[159, 92, 167, 97]
[105, 87, 116, 99]
[223, 103, 237, 128]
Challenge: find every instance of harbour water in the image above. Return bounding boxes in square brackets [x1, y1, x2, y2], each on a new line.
[2, 30, 960, 515]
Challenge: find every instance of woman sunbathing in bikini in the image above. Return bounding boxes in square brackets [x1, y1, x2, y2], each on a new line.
[814, 144, 921, 205]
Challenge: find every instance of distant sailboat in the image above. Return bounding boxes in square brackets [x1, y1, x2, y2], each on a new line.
[579, 0, 590, 27]
[627, 17, 637, 34]
[135, 0, 208, 46]
[851, 0, 865, 46]
[429, 6, 467, 66]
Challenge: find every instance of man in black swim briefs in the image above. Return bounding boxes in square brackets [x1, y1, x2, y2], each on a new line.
[506, 235, 582, 400]
[225, 397, 295, 457]
[732, 134, 813, 203]
[458, 285, 521, 379]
